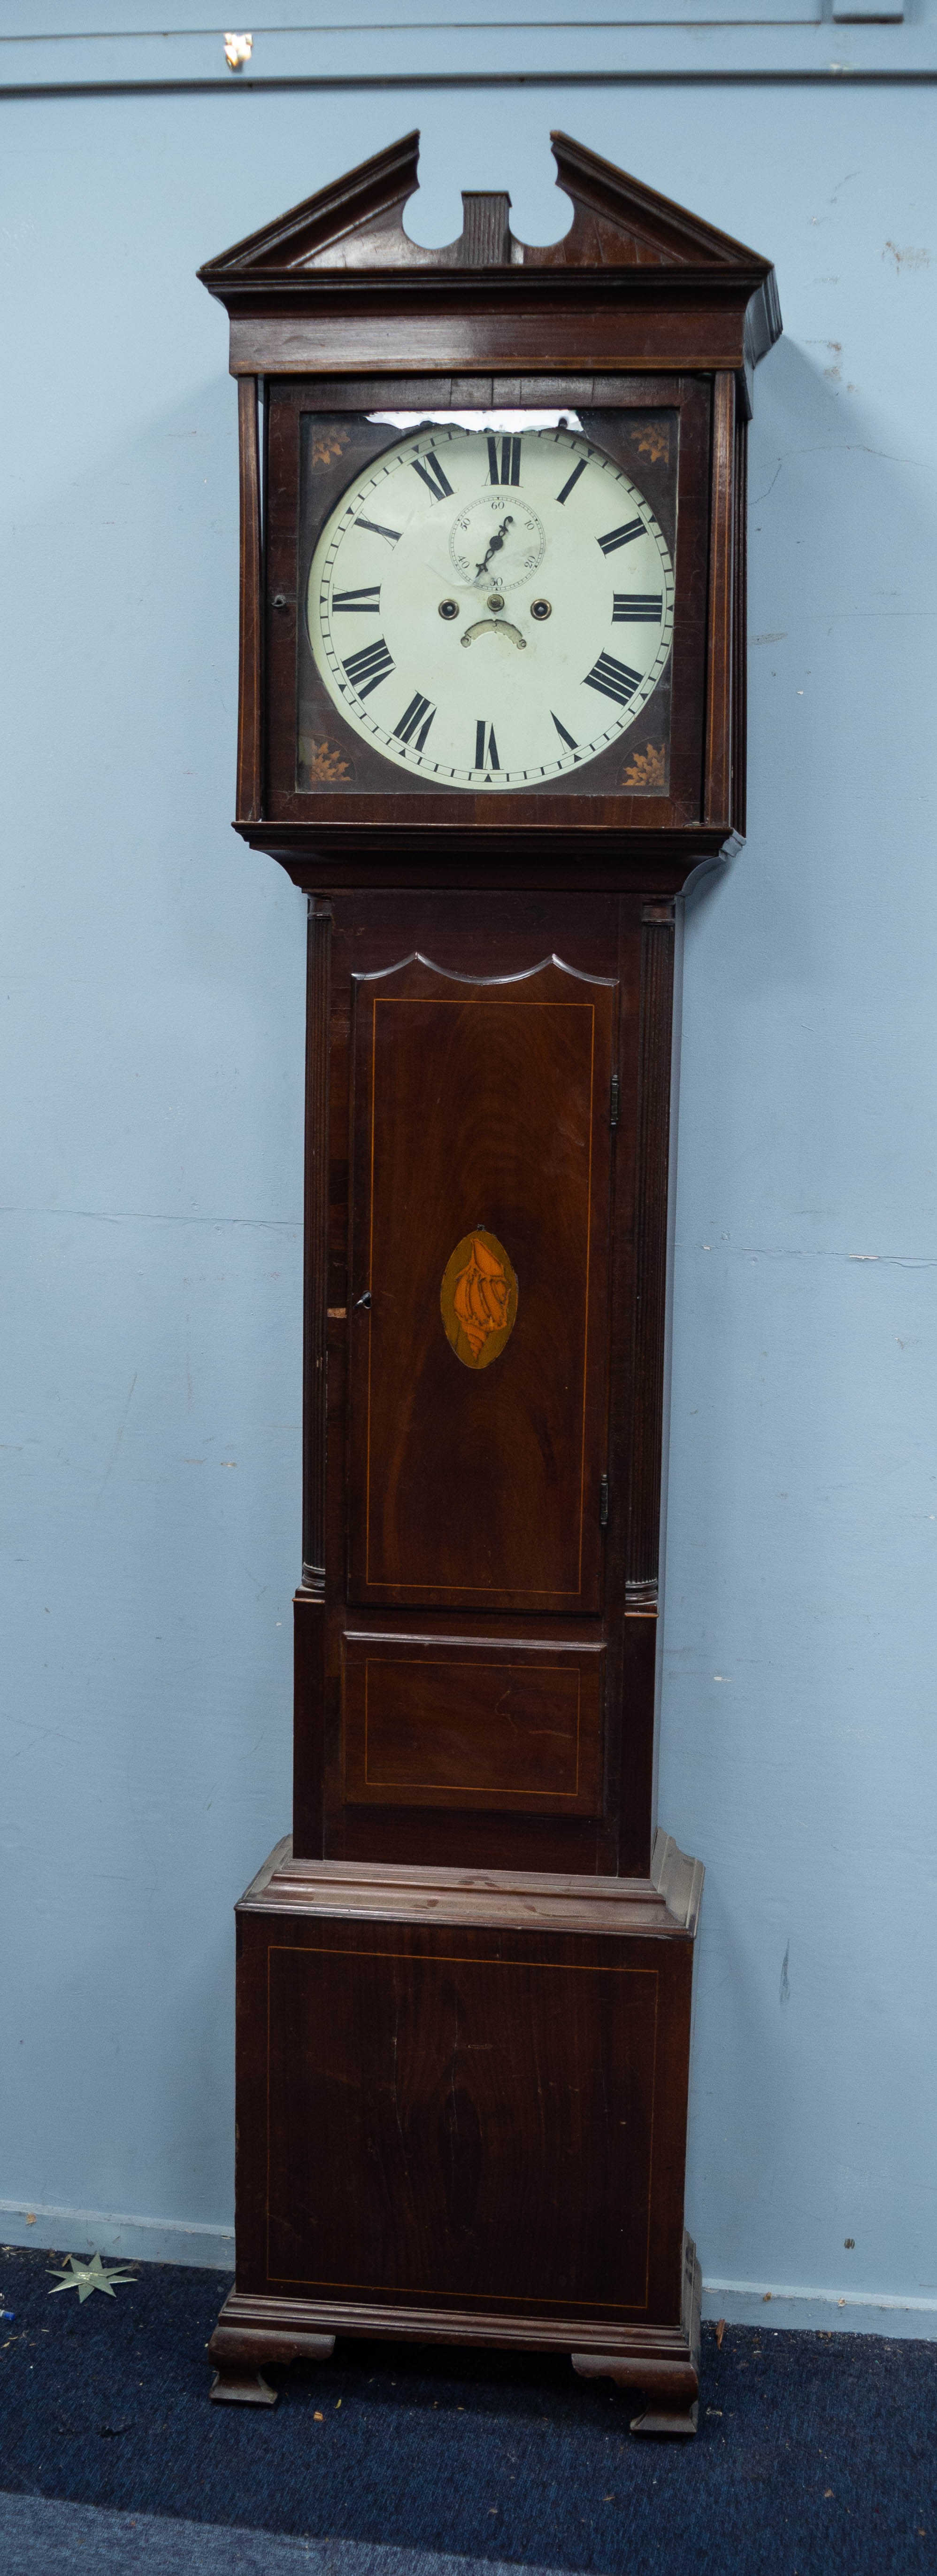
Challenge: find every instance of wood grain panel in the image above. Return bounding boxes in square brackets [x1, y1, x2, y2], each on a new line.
[302, 901, 331, 1591]
[704, 372, 736, 828]
[229, 302, 750, 380]
[342, 1634, 604, 1814]
[264, 1932, 659, 2314]
[292, 1592, 325, 1858]
[731, 395, 748, 840]
[626, 905, 676, 1609]
[236, 377, 263, 822]
[346, 953, 616, 1613]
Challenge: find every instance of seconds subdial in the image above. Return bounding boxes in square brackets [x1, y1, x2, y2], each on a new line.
[449, 494, 546, 592]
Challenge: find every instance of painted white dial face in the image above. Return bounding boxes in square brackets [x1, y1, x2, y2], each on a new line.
[307, 424, 675, 793]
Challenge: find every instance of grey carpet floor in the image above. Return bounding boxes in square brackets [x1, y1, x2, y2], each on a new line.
[0, 2496, 568, 2576]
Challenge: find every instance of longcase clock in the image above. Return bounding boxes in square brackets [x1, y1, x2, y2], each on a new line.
[199, 132, 780, 2435]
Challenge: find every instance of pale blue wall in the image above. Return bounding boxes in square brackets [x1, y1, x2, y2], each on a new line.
[2, 17, 936, 2326]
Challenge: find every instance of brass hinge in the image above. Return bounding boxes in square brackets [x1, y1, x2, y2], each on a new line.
[610, 1073, 620, 1129]
[599, 1475, 610, 1529]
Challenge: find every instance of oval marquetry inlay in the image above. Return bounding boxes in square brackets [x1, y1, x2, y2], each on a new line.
[440, 1229, 518, 1371]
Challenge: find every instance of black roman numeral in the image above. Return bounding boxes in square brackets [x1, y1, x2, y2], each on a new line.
[411, 452, 454, 502]
[487, 434, 522, 487]
[597, 518, 645, 556]
[556, 457, 587, 505]
[612, 593, 662, 622]
[342, 636, 394, 699]
[332, 584, 381, 613]
[354, 517, 399, 545]
[552, 712, 577, 750]
[474, 721, 500, 772]
[583, 651, 643, 708]
[394, 692, 436, 752]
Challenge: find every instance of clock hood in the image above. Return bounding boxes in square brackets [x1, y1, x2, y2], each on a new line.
[199, 130, 781, 414]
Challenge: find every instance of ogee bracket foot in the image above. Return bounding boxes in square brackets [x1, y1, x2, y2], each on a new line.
[209, 2361, 278, 2406]
[207, 2313, 336, 2406]
[571, 2346, 699, 2438]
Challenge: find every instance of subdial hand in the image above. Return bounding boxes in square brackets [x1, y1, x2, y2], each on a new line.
[474, 514, 514, 581]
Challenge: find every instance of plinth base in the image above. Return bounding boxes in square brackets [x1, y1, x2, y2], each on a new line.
[212, 1840, 702, 2433]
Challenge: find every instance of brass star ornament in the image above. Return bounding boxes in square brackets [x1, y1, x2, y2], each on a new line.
[47, 2252, 138, 2304]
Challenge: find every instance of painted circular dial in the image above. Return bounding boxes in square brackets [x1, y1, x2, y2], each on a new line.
[307, 424, 675, 793]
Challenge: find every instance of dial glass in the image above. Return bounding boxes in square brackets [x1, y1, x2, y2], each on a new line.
[300, 417, 676, 796]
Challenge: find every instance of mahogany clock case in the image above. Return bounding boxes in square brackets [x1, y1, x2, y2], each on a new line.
[199, 132, 780, 2428]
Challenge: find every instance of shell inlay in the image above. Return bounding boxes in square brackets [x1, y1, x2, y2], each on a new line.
[440, 1230, 518, 1371]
